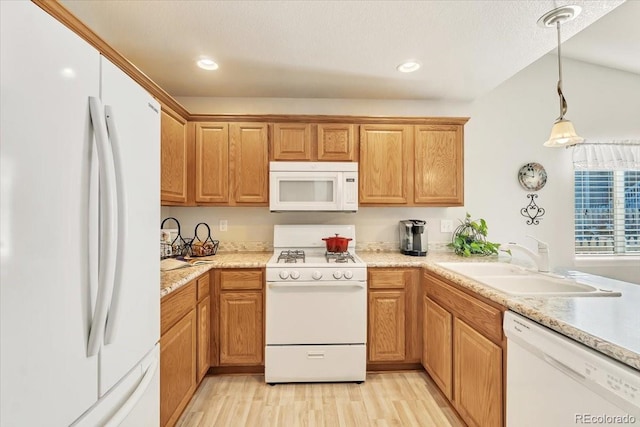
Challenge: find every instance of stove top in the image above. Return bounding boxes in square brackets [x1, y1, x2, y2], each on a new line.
[267, 225, 366, 282]
[275, 249, 358, 264]
[268, 249, 365, 267]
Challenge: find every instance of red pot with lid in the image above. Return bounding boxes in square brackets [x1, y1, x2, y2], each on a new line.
[322, 233, 352, 253]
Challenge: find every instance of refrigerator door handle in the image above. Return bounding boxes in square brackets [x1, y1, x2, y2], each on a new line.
[103, 105, 127, 346]
[87, 96, 118, 357]
[104, 356, 158, 427]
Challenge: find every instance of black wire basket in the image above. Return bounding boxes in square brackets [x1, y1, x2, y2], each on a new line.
[160, 217, 192, 259]
[189, 222, 219, 257]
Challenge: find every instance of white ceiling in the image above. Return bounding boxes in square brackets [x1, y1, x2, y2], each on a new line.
[59, 0, 638, 102]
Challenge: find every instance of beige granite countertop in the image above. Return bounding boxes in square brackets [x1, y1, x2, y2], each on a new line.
[160, 252, 272, 297]
[160, 250, 640, 371]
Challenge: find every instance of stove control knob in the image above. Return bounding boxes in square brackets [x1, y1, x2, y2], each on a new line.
[333, 271, 343, 279]
[290, 271, 300, 280]
[344, 271, 353, 279]
[279, 271, 289, 280]
[312, 271, 323, 280]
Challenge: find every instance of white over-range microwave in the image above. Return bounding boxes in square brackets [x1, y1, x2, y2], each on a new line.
[269, 162, 358, 212]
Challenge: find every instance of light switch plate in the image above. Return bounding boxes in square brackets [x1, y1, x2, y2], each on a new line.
[440, 220, 453, 233]
[219, 220, 228, 232]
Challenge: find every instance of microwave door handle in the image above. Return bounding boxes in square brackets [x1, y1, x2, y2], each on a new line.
[336, 173, 343, 208]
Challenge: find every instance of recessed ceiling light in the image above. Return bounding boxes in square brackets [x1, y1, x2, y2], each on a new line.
[397, 61, 421, 73]
[197, 58, 219, 71]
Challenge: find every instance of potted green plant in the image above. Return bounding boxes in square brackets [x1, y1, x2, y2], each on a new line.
[448, 213, 503, 257]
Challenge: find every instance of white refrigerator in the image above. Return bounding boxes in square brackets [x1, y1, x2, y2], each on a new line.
[1, 2, 160, 426]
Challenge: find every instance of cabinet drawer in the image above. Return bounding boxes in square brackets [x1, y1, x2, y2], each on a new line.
[368, 268, 410, 289]
[161, 281, 196, 336]
[426, 275, 502, 344]
[220, 269, 263, 290]
[197, 273, 210, 300]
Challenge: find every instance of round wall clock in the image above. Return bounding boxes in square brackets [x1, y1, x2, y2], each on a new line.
[518, 162, 547, 191]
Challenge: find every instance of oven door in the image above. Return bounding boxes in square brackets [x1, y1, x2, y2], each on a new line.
[266, 281, 367, 345]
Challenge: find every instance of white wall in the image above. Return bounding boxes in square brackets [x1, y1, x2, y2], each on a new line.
[166, 55, 640, 283]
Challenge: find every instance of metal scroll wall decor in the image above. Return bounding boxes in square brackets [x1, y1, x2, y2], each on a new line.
[521, 194, 545, 225]
[517, 162, 547, 225]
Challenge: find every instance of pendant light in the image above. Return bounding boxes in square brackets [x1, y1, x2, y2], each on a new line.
[538, 5, 584, 148]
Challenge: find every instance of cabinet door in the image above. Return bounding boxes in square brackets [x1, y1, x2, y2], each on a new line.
[195, 122, 229, 203]
[230, 123, 269, 204]
[272, 123, 311, 160]
[317, 123, 355, 161]
[359, 124, 412, 204]
[161, 107, 189, 204]
[160, 310, 196, 427]
[454, 318, 502, 427]
[414, 125, 463, 206]
[423, 296, 453, 400]
[196, 295, 210, 383]
[368, 290, 405, 362]
[219, 291, 264, 365]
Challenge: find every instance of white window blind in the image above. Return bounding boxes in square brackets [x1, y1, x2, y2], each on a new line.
[573, 141, 640, 256]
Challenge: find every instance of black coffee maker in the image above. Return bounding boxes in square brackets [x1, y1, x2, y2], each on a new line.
[399, 219, 428, 256]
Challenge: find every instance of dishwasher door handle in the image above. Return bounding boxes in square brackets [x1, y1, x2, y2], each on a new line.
[543, 353, 586, 383]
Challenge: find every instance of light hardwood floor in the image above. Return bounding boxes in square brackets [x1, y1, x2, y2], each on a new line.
[176, 371, 465, 427]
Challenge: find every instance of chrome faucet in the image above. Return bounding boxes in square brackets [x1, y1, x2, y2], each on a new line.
[506, 236, 550, 273]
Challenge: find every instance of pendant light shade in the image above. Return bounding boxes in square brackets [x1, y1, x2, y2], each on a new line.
[544, 119, 584, 147]
[538, 5, 583, 148]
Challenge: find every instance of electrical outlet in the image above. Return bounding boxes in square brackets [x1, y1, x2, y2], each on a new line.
[219, 220, 228, 232]
[440, 219, 453, 233]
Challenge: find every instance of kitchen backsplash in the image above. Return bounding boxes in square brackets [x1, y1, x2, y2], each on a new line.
[162, 206, 465, 251]
[215, 240, 451, 253]
[357, 241, 451, 253]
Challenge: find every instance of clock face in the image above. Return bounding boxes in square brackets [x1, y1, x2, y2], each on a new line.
[518, 162, 547, 191]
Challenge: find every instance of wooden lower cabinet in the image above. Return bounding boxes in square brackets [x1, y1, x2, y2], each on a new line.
[368, 290, 405, 361]
[367, 268, 421, 366]
[219, 291, 263, 365]
[422, 270, 505, 427]
[213, 268, 265, 367]
[196, 295, 211, 382]
[160, 272, 211, 427]
[422, 295, 453, 400]
[454, 317, 502, 427]
[160, 309, 196, 427]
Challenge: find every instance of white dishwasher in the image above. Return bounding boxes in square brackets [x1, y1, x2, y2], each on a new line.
[504, 311, 639, 427]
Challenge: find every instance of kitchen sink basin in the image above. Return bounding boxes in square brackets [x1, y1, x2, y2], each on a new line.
[437, 262, 531, 277]
[437, 262, 621, 297]
[476, 275, 620, 297]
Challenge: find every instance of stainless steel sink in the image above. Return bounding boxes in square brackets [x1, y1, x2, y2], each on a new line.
[437, 262, 621, 297]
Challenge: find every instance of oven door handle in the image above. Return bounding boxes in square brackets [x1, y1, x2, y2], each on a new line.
[268, 281, 366, 289]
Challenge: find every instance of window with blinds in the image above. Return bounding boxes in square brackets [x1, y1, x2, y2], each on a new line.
[575, 170, 640, 254]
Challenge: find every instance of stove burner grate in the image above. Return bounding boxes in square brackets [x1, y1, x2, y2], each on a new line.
[325, 251, 355, 263]
[277, 250, 306, 263]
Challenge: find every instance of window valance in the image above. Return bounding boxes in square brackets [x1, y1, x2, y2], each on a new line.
[572, 140, 640, 170]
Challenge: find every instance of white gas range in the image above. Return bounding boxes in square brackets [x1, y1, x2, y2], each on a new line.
[265, 224, 367, 384]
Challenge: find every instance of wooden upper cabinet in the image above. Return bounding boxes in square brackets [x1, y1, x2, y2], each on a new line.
[160, 107, 189, 205]
[230, 123, 269, 204]
[359, 124, 413, 204]
[414, 125, 464, 206]
[317, 123, 356, 161]
[194, 122, 229, 204]
[272, 123, 311, 160]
